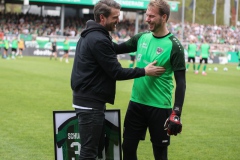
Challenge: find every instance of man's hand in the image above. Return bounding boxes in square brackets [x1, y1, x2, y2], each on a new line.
[144, 61, 165, 76]
[164, 110, 182, 136]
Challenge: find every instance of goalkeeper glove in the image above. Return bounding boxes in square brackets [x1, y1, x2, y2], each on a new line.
[164, 110, 182, 136]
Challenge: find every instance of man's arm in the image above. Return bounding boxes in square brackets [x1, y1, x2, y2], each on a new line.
[173, 70, 186, 115]
[92, 38, 165, 80]
[113, 32, 146, 54]
[113, 42, 133, 54]
[164, 70, 186, 136]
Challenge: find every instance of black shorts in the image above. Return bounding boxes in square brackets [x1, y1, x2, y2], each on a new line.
[123, 101, 172, 146]
[12, 48, 17, 52]
[188, 57, 195, 63]
[200, 58, 208, 64]
[64, 50, 69, 54]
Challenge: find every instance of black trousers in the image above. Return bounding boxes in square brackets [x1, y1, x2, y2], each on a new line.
[76, 108, 105, 160]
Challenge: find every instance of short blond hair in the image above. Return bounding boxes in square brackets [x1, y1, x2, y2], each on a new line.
[148, 0, 170, 22]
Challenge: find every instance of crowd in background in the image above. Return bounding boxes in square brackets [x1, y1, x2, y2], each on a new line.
[0, 13, 85, 37]
[1, 12, 240, 47]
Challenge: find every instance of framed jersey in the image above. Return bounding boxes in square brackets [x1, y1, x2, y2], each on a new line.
[53, 110, 122, 160]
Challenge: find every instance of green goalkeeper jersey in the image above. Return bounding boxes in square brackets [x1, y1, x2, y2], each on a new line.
[200, 43, 210, 58]
[11, 39, 18, 49]
[4, 40, 9, 49]
[63, 40, 70, 50]
[124, 32, 185, 108]
[56, 116, 80, 160]
[187, 43, 197, 57]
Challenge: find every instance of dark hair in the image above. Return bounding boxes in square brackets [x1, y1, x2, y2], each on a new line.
[148, 0, 170, 22]
[93, 0, 121, 23]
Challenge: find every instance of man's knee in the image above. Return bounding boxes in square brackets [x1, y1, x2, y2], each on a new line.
[152, 145, 168, 160]
[122, 139, 139, 160]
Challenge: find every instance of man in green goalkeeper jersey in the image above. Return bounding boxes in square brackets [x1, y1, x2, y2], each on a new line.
[186, 39, 197, 73]
[114, 0, 186, 159]
[11, 37, 18, 59]
[196, 39, 211, 75]
[3, 38, 9, 59]
[60, 37, 70, 63]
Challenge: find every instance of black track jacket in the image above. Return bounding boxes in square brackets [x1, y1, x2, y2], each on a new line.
[71, 20, 145, 109]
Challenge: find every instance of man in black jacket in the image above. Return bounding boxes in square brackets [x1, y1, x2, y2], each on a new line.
[70, 0, 165, 159]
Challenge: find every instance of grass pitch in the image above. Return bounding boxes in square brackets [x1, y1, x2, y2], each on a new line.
[0, 56, 239, 160]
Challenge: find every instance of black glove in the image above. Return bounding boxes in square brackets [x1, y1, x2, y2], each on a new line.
[164, 110, 182, 136]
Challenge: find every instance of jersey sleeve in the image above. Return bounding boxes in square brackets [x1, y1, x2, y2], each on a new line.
[114, 32, 148, 54]
[124, 32, 146, 51]
[169, 36, 186, 71]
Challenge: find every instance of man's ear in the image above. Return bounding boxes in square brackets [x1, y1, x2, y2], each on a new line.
[100, 14, 105, 22]
[162, 14, 168, 23]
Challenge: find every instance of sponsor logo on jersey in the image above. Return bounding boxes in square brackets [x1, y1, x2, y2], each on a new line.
[141, 42, 147, 49]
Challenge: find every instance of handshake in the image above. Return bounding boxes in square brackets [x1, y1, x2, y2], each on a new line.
[164, 110, 182, 136]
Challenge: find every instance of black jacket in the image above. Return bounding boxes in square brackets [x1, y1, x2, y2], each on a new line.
[71, 20, 145, 109]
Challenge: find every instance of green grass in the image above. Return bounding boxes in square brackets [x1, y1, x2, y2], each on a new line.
[0, 56, 240, 160]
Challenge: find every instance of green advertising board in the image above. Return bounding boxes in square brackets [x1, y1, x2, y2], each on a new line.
[30, 0, 149, 9]
[227, 52, 239, 63]
[168, 1, 179, 12]
[29, 0, 179, 11]
[20, 34, 33, 41]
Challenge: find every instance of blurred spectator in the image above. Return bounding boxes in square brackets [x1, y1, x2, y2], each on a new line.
[18, 38, 25, 58]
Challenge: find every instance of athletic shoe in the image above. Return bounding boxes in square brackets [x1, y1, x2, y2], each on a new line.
[202, 72, 207, 76]
[65, 59, 69, 63]
[195, 70, 199, 74]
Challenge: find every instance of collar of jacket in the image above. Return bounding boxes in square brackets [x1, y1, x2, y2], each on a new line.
[81, 20, 110, 39]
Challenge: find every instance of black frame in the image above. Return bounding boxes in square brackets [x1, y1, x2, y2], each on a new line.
[53, 110, 122, 160]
